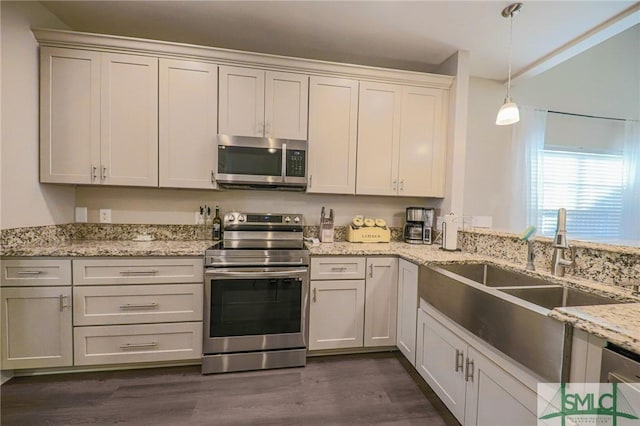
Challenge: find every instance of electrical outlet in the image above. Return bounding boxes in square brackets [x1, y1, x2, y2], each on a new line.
[99, 209, 112, 223]
[195, 211, 201, 225]
[75, 207, 88, 223]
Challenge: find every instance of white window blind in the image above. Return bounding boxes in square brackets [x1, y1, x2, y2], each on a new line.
[538, 149, 623, 241]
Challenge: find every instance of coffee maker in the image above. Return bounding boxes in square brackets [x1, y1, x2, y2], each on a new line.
[403, 207, 434, 244]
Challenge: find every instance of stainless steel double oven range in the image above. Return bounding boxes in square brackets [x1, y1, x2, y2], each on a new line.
[202, 212, 309, 374]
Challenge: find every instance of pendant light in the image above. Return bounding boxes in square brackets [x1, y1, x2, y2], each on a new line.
[496, 3, 523, 126]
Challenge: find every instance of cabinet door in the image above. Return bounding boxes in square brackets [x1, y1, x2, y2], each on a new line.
[398, 86, 446, 197]
[264, 71, 308, 140]
[101, 53, 158, 186]
[396, 259, 418, 365]
[218, 66, 265, 137]
[464, 347, 537, 426]
[416, 308, 467, 423]
[356, 81, 401, 196]
[1, 287, 72, 369]
[364, 257, 398, 347]
[159, 59, 218, 189]
[308, 280, 365, 350]
[40, 47, 101, 184]
[307, 76, 358, 194]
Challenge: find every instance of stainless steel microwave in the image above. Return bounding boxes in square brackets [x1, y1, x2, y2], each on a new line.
[215, 135, 307, 191]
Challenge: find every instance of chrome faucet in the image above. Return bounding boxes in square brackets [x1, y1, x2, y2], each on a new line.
[550, 208, 576, 276]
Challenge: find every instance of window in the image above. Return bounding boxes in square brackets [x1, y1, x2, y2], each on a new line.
[537, 149, 624, 241]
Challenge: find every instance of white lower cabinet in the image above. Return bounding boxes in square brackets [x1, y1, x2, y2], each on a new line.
[72, 257, 204, 367]
[417, 304, 538, 426]
[308, 279, 365, 350]
[396, 259, 418, 365]
[1, 259, 73, 370]
[1, 286, 73, 369]
[309, 256, 397, 351]
[74, 322, 202, 366]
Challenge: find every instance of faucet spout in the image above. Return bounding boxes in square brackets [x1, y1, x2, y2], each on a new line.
[551, 208, 575, 276]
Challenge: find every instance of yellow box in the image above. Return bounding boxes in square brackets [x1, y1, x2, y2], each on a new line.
[346, 225, 391, 243]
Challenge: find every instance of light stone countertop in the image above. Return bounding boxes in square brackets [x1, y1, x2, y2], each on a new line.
[3, 239, 639, 354]
[549, 304, 640, 354]
[0, 239, 213, 257]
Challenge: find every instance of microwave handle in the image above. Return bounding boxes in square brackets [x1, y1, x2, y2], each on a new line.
[281, 142, 287, 179]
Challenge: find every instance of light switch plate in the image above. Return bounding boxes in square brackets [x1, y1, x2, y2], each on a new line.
[75, 207, 88, 223]
[99, 209, 112, 223]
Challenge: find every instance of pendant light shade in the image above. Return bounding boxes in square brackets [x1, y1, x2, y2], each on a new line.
[496, 3, 522, 126]
[496, 98, 520, 125]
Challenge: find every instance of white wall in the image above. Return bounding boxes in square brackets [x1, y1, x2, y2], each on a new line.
[74, 186, 439, 227]
[464, 25, 639, 232]
[463, 77, 513, 229]
[0, 1, 74, 230]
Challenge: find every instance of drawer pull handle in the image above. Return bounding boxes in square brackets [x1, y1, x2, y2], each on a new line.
[120, 342, 158, 350]
[330, 267, 347, 272]
[465, 358, 475, 382]
[17, 271, 43, 275]
[59, 294, 69, 312]
[119, 270, 159, 275]
[455, 349, 464, 372]
[119, 303, 158, 310]
[313, 288, 317, 303]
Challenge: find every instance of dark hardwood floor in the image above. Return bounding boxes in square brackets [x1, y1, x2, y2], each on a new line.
[1, 352, 459, 425]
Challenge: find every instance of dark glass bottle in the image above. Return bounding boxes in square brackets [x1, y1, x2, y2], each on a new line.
[212, 206, 222, 241]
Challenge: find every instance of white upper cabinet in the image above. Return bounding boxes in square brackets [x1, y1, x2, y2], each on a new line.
[356, 81, 448, 197]
[101, 53, 158, 186]
[307, 76, 359, 194]
[40, 47, 101, 184]
[356, 82, 402, 196]
[40, 47, 158, 187]
[218, 66, 308, 140]
[398, 86, 446, 197]
[159, 59, 218, 189]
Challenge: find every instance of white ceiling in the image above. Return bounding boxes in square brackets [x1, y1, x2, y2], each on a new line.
[39, 1, 639, 80]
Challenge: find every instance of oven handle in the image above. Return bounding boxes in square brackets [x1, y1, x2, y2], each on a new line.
[206, 269, 308, 279]
[206, 261, 305, 267]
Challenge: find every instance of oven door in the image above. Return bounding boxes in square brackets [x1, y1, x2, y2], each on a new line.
[203, 267, 309, 354]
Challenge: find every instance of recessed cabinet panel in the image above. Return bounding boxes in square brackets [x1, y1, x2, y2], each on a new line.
[307, 76, 358, 194]
[398, 86, 445, 197]
[310, 257, 366, 280]
[40, 47, 100, 184]
[1, 287, 73, 369]
[74, 322, 202, 366]
[101, 53, 158, 186]
[308, 279, 365, 350]
[356, 82, 401, 196]
[159, 59, 218, 189]
[73, 284, 203, 326]
[218, 66, 265, 137]
[364, 257, 398, 347]
[265, 71, 309, 140]
[1, 259, 71, 287]
[396, 259, 418, 365]
[73, 258, 204, 286]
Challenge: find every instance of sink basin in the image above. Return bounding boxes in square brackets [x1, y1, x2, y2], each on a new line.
[499, 286, 624, 309]
[437, 262, 553, 287]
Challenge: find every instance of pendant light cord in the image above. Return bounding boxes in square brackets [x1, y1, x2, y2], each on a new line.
[506, 11, 513, 99]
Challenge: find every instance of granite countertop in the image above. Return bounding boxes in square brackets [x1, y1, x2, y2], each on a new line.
[0, 239, 213, 257]
[549, 304, 640, 354]
[3, 238, 639, 354]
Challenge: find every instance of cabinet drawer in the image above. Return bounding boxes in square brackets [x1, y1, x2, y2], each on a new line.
[73, 284, 203, 326]
[73, 258, 203, 285]
[1, 259, 71, 286]
[310, 257, 366, 280]
[73, 322, 202, 366]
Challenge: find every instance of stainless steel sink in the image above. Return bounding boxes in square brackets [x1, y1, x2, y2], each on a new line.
[419, 263, 629, 383]
[437, 262, 553, 287]
[499, 286, 624, 309]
